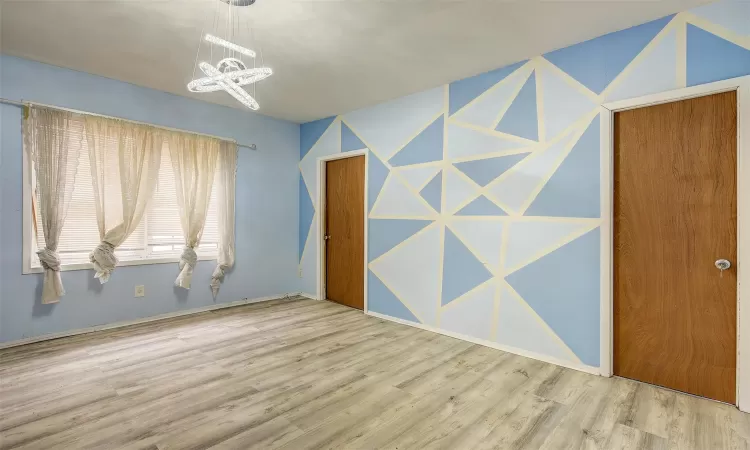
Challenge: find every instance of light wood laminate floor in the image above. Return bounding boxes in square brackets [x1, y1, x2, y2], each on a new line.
[1, 297, 748, 450]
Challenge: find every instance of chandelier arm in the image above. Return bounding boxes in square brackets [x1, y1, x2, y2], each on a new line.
[217, 79, 259, 110]
[204, 34, 255, 58]
[188, 68, 271, 93]
[199, 63, 260, 110]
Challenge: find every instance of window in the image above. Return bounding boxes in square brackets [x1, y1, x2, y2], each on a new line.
[146, 150, 220, 258]
[25, 118, 220, 272]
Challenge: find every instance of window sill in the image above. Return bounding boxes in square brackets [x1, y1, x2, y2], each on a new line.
[24, 254, 217, 275]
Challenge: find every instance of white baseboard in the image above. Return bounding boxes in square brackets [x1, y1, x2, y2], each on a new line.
[0, 292, 300, 350]
[298, 292, 320, 300]
[366, 311, 601, 377]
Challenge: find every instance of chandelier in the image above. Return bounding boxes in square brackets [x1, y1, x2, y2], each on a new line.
[187, 0, 272, 110]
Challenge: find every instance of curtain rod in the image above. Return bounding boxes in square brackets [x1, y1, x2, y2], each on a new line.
[0, 97, 257, 151]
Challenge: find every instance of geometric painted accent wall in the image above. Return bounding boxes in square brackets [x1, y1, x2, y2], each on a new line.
[299, 0, 750, 370]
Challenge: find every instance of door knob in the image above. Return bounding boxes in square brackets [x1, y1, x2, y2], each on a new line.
[715, 259, 731, 271]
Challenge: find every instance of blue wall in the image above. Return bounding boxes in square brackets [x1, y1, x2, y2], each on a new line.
[0, 55, 300, 343]
[298, 0, 750, 369]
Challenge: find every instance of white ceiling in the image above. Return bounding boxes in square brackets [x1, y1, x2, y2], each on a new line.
[1, 0, 711, 123]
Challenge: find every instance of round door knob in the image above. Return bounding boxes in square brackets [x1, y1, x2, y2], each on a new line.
[715, 259, 731, 270]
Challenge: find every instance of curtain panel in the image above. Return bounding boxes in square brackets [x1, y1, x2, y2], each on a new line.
[211, 142, 238, 296]
[23, 106, 84, 304]
[85, 116, 162, 283]
[167, 132, 220, 289]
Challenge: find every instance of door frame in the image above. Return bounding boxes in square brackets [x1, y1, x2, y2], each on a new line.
[599, 75, 750, 411]
[316, 149, 369, 312]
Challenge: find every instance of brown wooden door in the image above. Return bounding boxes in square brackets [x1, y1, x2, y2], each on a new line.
[613, 91, 737, 404]
[325, 156, 365, 310]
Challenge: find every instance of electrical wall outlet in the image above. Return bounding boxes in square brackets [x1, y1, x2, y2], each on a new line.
[135, 285, 145, 297]
[298, 266, 303, 278]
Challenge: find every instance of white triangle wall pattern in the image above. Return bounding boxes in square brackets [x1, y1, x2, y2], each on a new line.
[486, 128, 581, 213]
[495, 285, 577, 363]
[440, 281, 496, 341]
[342, 87, 444, 161]
[370, 173, 436, 218]
[299, 119, 341, 203]
[395, 165, 442, 191]
[538, 64, 598, 141]
[445, 124, 531, 161]
[369, 224, 443, 326]
[504, 220, 598, 273]
[448, 219, 504, 270]
[605, 28, 678, 102]
[444, 167, 481, 214]
[451, 63, 534, 129]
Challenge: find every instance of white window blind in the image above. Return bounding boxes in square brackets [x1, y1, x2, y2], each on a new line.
[31, 118, 220, 268]
[147, 149, 220, 258]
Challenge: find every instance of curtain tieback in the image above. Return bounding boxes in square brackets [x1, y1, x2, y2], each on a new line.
[37, 248, 61, 271]
[175, 246, 198, 290]
[179, 246, 198, 270]
[90, 241, 118, 284]
[211, 263, 229, 298]
[37, 247, 64, 304]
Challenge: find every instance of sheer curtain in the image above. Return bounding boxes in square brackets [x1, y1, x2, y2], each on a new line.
[211, 142, 237, 297]
[24, 106, 84, 304]
[168, 132, 220, 289]
[85, 117, 162, 283]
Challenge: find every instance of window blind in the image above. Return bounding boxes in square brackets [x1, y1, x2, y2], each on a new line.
[147, 149, 220, 258]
